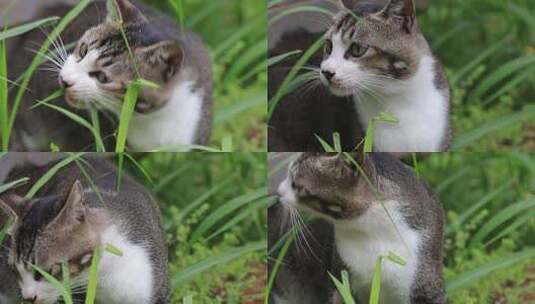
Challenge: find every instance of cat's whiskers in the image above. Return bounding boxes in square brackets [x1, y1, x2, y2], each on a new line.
[39, 27, 68, 64]
[26, 47, 63, 70]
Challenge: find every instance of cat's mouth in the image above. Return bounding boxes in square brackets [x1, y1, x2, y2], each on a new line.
[64, 90, 89, 109]
[320, 77, 354, 97]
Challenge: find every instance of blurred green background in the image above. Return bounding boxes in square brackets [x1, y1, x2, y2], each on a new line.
[418, 152, 535, 303]
[141, 0, 267, 151]
[128, 152, 268, 304]
[418, 0, 535, 151]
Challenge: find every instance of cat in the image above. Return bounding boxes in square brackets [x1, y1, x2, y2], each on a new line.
[0, 154, 169, 304]
[272, 152, 446, 303]
[268, 0, 450, 153]
[8, 0, 212, 151]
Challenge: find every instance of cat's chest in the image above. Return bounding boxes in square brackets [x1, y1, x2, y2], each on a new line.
[353, 57, 448, 152]
[127, 81, 204, 151]
[96, 226, 154, 304]
[334, 202, 421, 302]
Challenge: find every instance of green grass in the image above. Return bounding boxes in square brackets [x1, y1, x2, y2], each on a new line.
[267, 152, 534, 304]
[0, 153, 267, 303]
[0, 0, 266, 151]
[268, 0, 535, 151]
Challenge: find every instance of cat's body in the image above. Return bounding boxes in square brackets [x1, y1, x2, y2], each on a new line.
[273, 152, 445, 303]
[0, 155, 169, 304]
[268, 0, 450, 152]
[8, 0, 212, 151]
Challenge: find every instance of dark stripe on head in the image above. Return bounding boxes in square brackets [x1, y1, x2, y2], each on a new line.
[96, 23, 166, 61]
[15, 195, 65, 262]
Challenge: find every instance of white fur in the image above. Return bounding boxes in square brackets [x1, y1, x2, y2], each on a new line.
[126, 81, 203, 151]
[60, 51, 204, 152]
[96, 225, 154, 304]
[355, 57, 447, 152]
[277, 175, 421, 303]
[335, 201, 420, 303]
[321, 32, 448, 152]
[16, 225, 153, 304]
[60, 51, 107, 106]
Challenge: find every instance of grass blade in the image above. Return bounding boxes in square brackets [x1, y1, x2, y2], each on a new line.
[115, 83, 139, 152]
[469, 198, 535, 247]
[0, 177, 29, 194]
[8, 0, 91, 147]
[0, 17, 60, 41]
[85, 247, 102, 304]
[446, 249, 535, 294]
[25, 153, 84, 199]
[172, 241, 265, 287]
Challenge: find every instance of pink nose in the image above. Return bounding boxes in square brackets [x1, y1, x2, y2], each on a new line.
[59, 76, 73, 89]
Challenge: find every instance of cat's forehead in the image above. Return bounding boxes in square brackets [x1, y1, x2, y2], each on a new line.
[79, 23, 119, 44]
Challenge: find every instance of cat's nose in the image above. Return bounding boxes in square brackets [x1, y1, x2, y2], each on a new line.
[321, 70, 335, 81]
[59, 76, 73, 89]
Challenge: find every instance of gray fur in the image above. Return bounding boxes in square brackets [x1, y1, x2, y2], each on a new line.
[270, 152, 446, 303]
[7, 0, 212, 151]
[0, 154, 169, 303]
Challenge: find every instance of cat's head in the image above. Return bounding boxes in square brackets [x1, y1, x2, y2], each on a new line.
[59, 0, 184, 113]
[277, 152, 373, 221]
[320, 0, 429, 97]
[0, 181, 104, 303]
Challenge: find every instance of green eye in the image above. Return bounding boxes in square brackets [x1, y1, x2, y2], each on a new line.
[324, 39, 333, 55]
[348, 43, 369, 58]
[79, 43, 88, 59]
[89, 71, 110, 84]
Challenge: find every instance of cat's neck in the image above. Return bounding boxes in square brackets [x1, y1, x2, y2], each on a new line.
[353, 56, 449, 152]
[126, 80, 204, 151]
[334, 200, 420, 303]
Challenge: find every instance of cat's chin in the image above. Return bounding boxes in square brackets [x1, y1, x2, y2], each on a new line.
[65, 91, 89, 109]
[325, 85, 353, 98]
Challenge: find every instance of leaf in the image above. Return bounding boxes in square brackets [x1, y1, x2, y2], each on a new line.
[104, 243, 124, 257]
[31, 264, 73, 304]
[453, 106, 535, 149]
[315, 134, 335, 152]
[468, 54, 535, 101]
[188, 188, 266, 244]
[266, 232, 295, 304]
[369, 256, 384, 304]
[0, 17, 60, 41]
[469, 198, 535, 247]
[172, 241, 265, 287]
[0, 177, 29, 194]
[386, 251, 407, 266]
[329, 271, 356, 304]
[25, 153, 85, 199]
[0, 37, 7, 150]
[85, 247, 102, 304]
[267, 50, 302, 68]
[268, 37, 323, 119]
[115, 82, 140, 152]
[446, 249, 535, 294]
[8, 0, 92, 147]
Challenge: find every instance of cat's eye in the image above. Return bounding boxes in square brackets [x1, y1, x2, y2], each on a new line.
[347, 43, 369, 58]
[33, 271, 43, 281]
[79, 43, 88, 59]
[89, 71, 110, 84]
[324, 39, 333, 56]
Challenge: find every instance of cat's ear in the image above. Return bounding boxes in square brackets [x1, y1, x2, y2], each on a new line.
[54, 180, 86, 225]
[107, 0, 148, 23]
[0, 194, 27, 235]
[379, 0, 416, 33]
[137, 41, 184, 82]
